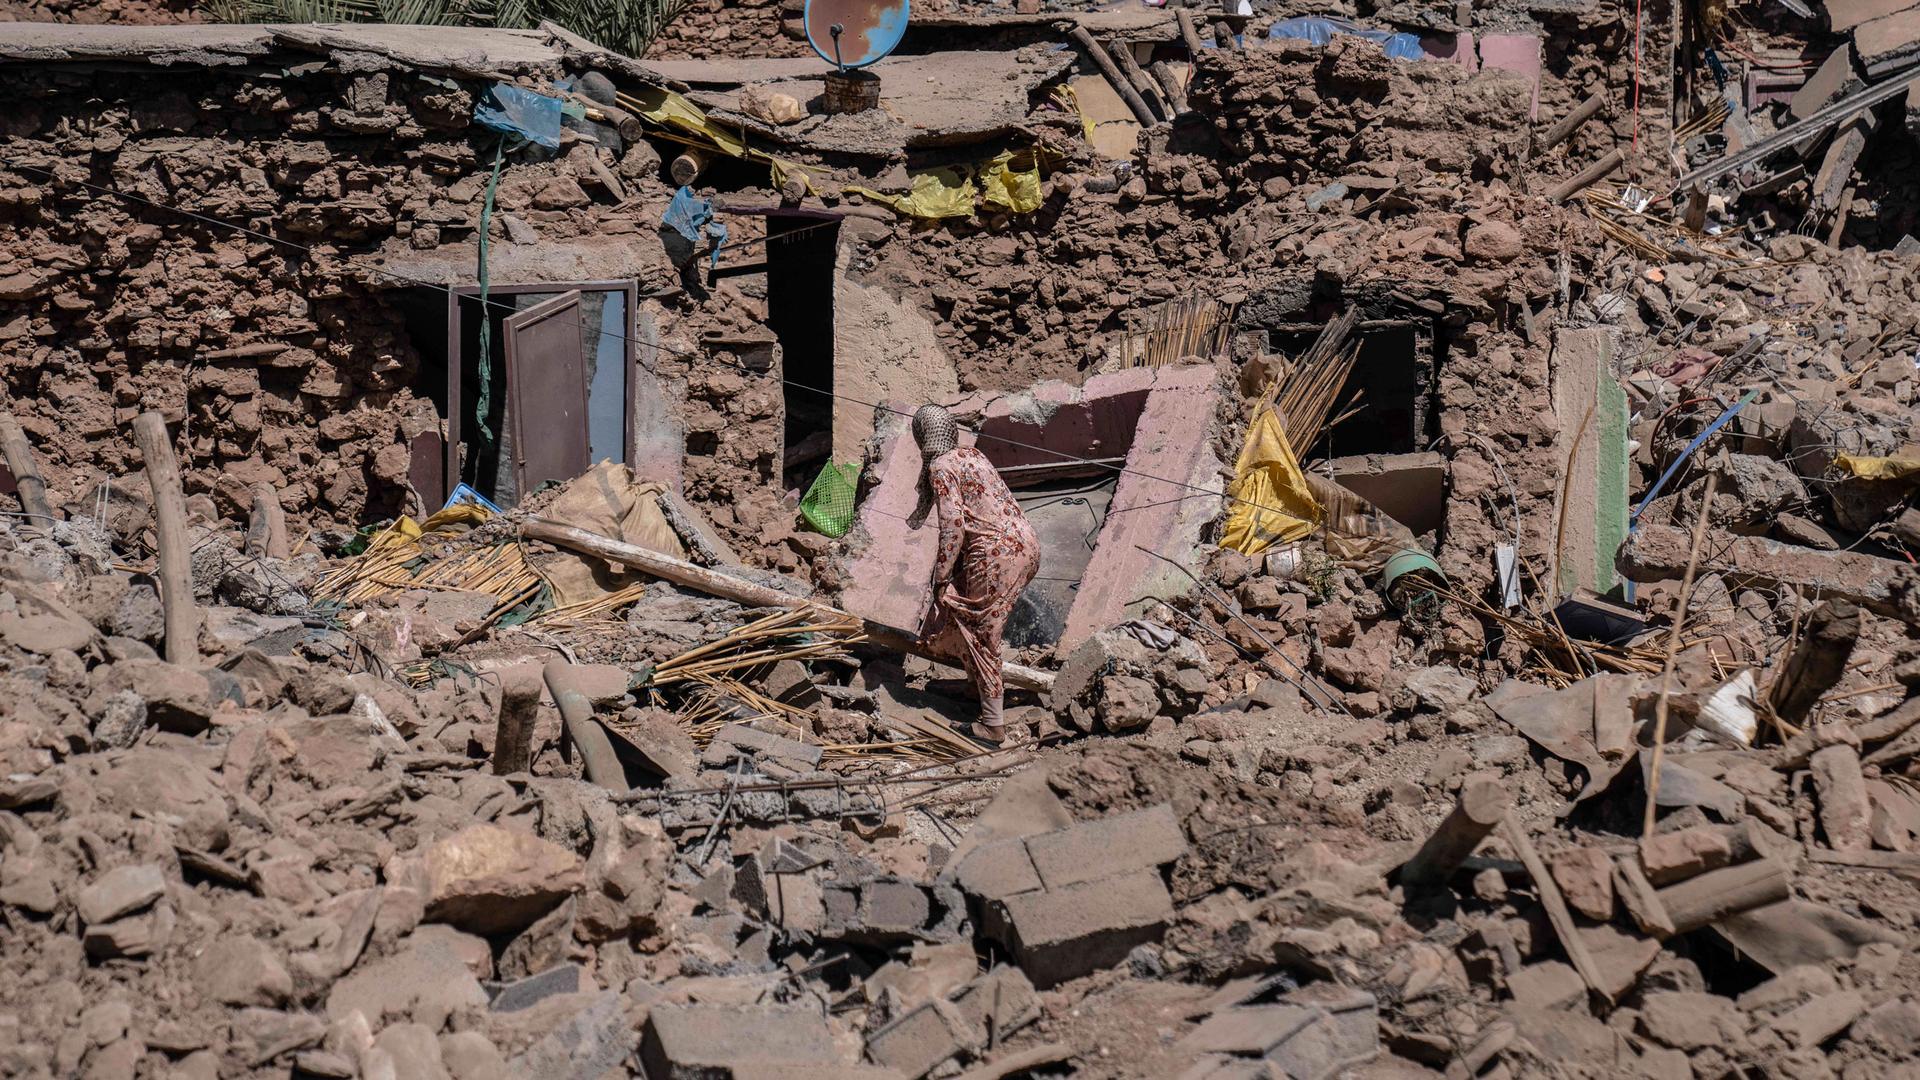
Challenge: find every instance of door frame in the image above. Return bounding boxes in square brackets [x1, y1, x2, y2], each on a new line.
[443, 280, 639, 504]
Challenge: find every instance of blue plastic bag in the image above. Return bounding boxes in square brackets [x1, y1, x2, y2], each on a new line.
[474, 83, 564, 149]
[1268, 16, 1426, 60]
[661, 186, 730, 268]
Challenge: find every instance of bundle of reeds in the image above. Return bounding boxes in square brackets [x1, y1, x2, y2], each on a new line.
[1267, 308, 1362, 452]
[312, 520, 543, 622]
[1118, 292, 1237, 369]
[648, 607, 868, 687]
[531, 581, 654, 631]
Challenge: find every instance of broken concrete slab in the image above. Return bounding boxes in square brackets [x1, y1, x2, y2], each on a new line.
[984, 867, 1174, 988]
[1329, 451, 1446, 536]
[1620, 526, 1920, 619]
[641, 1003, 843, 1078]
[1025, 802, 1187, 890]
[1549, 327, 1629, 598]
[835, 364, 1226, 651]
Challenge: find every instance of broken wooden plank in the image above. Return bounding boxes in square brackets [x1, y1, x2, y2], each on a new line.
[1540, 90, 1608, 150]
[1655, 857, 1791, 935]
[131, 412, 199, 666]
[1401, 778, 1508, 887]
[1502, 815, 1612, 1002]
[1674, 66, 1920, 191]
[521, 517, 1054, 693]
[0, 410, 52, 525]
[1069, 26, 1156, 128]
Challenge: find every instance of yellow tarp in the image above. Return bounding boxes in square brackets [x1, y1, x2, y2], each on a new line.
[625, 85, 816, 194]
[1220, 402, 1320, 556]
[367, 502, 491, 552]
[846, 166, 976, 219]
[1835, 451, 1920, 483]
[981, 150, 1043, 213]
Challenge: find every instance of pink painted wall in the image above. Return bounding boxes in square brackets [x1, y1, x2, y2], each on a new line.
[832, 366, 1225, 652]
[1477, 33, 1542, 121]
[1420, 31, 1478, 73]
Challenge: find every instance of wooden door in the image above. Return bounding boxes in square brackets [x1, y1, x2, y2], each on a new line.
[504, 290, 590, 496]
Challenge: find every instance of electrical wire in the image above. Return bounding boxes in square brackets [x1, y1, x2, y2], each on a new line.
[8, 157, 1336, 530]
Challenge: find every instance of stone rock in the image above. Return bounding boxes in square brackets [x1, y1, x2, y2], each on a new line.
[740, 84, 807, 125]
[373, 1023, 451, 1080]
[1638, 826, 1735, 885]
[439, 1031, 512, 1080]
[194, 937, 292, 1006]
[88, 660, 212, 733]
[1636, 991, 1746, 1051]
[76, 864, 166, 926]
[1402, 665, 1478, 712]
[1097, 674, 1161, 731]
[1855, 997, 1920, 1057]
[530, 177, 590, 210]
[325, 931, 489, 1031]
[423, 824, 584, 935]
[1546, 847, 1615, 921]
[1464, 221, 1525, 262]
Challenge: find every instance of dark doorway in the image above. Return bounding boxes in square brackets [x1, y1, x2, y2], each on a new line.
[1268, 322, 1432, 458]
[765, 214, 841, 476]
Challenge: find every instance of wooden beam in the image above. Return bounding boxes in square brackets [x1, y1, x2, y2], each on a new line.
[1068, 26, 1157, 128]
[1401, 778, 1508, 887]
[0, 411, 52, 525]
[131, 412, 199, 665]
[1503, 815, 1612, 1002]
[246, 482, 290, 560]
[520, 518, 1055, 693]
[545, 661, 631, 793]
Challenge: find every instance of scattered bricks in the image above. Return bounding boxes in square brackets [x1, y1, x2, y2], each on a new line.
[1505, 961, 1586, 1010]
[825, 877, 959, 945]
[1637, 991, 1748, 1051]
[1547, 847, 1616, 921]
[1178, 1004, 1324, 1055]
[951, 966, 1039, 1040]
[952, 838, 1043, 901]
[1736, 965, 1839, 1015]
[641, 1004, 841, 1079]
[1774, 989, 1866, 1049]
[422, 824, 584, 936]
[1280, 983, 1380, 1073]
[1639, 826, 1737, 886]
[864, 999, 981, 1079]
[1024, 802, 1186, 890]
[76, 863, 166, 925]
[484, 964, 581, 1013]
[194, 937, 293, 1007]
[1810, 744, 1872, 851]
[985, 868, 1174, 988]
[711, 723, 824, 767]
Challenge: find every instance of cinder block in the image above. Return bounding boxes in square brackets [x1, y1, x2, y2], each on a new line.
[952, 965, 1038, 1038]
[864, 999, 981, 1079]
[1024, 803, 1186, 890]
[640, 1004, 839, 1079]
[952, 838, 1043, 901]
[986, 868, 1174, 988]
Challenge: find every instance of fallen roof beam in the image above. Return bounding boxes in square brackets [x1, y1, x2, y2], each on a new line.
[1673, 66, 1920, 193]
[521, 518, 1055, 693]
[1619, 525, 1920, 619]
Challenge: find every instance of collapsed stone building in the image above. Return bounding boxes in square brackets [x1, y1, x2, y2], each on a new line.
[0, 0, 1917, 1078]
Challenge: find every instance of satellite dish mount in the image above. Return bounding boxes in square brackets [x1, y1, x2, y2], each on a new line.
[803, 0, 909, 114]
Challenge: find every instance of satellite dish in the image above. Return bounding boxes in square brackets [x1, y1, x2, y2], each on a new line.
[803, 0, 910, 72]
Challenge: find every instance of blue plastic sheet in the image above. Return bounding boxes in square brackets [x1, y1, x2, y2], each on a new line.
[661, 186, 729, 268]
[1268, 16, 1425, 60]
[474, 83, 563, 149]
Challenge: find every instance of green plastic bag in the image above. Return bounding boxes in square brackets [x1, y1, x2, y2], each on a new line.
[800, 461, 861, 538]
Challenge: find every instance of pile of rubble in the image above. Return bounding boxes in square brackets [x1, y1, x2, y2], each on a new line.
[0, 2, 1918, 1079]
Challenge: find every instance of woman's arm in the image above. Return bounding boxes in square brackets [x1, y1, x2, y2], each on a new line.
[930, 457, 964, 589]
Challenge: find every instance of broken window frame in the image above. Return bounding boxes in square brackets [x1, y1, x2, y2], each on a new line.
[440, 280, 640, 505]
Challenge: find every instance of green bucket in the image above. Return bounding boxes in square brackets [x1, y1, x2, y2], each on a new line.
[1381, 549, 1446, 616]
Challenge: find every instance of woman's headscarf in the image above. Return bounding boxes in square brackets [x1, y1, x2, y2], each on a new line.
[907, 404, 959, 528]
